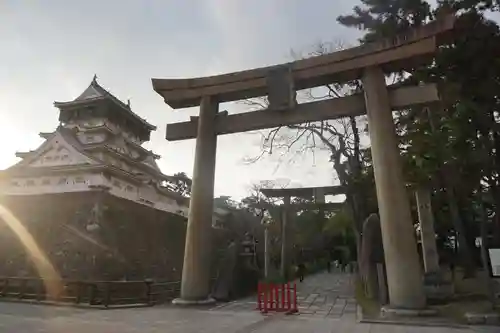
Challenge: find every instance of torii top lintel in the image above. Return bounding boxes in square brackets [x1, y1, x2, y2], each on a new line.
[260, 185, 345, 198]
[152, 15, 455, 109]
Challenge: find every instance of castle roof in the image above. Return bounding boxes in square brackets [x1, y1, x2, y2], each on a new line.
[54, 76, 156, 131]
[2, 127, 185, 202]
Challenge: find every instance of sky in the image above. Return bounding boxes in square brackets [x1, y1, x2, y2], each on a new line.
[0, 0, 366, 200]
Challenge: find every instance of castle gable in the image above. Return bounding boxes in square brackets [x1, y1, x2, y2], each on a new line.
[14, 131, 99, 169]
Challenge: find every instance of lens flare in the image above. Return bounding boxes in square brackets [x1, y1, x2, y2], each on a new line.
[0, 204, 62, 298]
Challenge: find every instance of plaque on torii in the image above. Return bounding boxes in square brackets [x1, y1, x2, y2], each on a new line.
[152, 15, 456, 309]
[267, 64, 296, 111]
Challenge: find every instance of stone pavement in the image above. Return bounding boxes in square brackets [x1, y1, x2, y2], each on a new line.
[295, 271, 357, 318]
[0, 272, 497, 333]
[212, 270, 357, 319]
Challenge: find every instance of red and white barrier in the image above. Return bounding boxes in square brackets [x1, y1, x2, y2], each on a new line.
[257, 282, 298, 314]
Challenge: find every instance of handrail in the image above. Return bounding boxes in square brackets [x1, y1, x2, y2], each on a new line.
[0, 276, 218, 308]
[0, 277, 182, 308]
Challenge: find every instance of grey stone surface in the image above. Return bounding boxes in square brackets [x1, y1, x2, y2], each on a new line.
[0, 272, 496, 332]
[465, 313, 486, 325]
[381, 306, 439, 317]
[172, 297, 216, 306]
[484, 313, 500, 325]
[213, 271, 356, 318]
[465, 312, 500, 326]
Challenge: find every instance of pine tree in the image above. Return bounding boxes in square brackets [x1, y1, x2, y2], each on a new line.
[337, 0, 500, 274]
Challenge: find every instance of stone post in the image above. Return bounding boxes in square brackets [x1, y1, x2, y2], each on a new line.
[264, 226, 270, 279]
[362, 66, 425, 309]
[280, 196, 291, 280]
[313, 188, 325, 203]
[314, 188, 327, 263]
[415, 186, 440, 273]
[377, 263, 389, 305]
[173, 96, 218, 305]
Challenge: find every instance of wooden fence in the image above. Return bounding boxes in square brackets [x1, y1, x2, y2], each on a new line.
[0, 277, 183, 308]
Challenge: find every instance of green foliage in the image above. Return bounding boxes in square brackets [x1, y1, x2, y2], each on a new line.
[323, 209, 353, 237]
[337, 0, 433, 43]
[337, 0, 500, 262]
[164, 172, 192, 197]
[293, 209, 325, 248]
[260, 272, 294, 284]
[214, 195, 239, 209]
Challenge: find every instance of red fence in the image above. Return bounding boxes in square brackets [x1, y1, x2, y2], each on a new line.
[257, 282, 298, 314]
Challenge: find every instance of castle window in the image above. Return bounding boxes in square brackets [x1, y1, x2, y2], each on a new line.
[42, 179, 51, 185]
[74, 177, 86, 184]
[10, 181, 20, 187]
[125, 185, 134, 192]
[58, 178, 68, 185]
[112, 180, 122, 189]
[26, 180, 35, 187]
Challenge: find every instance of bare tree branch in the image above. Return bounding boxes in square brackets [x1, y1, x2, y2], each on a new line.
[238, 41, 371, 222]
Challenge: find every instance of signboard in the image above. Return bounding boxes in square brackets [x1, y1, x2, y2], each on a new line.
[488, 248, 500, 278]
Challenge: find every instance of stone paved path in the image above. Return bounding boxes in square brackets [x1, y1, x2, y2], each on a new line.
[0, 272, 497, 332]
[295, 271, 356, 318]
[212, 271, 357, 319]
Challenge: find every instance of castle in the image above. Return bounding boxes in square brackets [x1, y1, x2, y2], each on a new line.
[0, 77, 227, 281]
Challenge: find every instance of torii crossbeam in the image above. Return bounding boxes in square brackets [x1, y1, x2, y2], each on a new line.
[152, 15, 456, 309]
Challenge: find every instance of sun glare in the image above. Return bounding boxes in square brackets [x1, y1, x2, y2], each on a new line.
[0, 204, 62, 297]
[0, 124, 43, 170]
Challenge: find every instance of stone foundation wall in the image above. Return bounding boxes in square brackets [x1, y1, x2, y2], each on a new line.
[0, 192, 196, 281]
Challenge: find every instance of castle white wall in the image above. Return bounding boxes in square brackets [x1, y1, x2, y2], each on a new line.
[2, 117, 228, 222]
[0, 173, 105, 195]
[0, 172, 191, 218]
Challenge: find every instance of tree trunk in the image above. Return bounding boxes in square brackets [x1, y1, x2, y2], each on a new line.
[350, 116, 368, 270]
[426, 107, 476, 277]
[346, 193, 363, 266]
[478, 195, 497, 308]
[478, 107, 500, 246]
[494, 131, 500, 245]
[444, 178, 476, 277]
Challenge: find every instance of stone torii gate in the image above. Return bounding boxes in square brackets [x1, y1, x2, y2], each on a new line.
[258, 185, 345, 279]
[152, 16, 456, 309]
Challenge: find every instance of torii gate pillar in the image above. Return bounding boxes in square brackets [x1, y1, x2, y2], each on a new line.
[173, 96, 218, 305]
[362, 67, 425, 309]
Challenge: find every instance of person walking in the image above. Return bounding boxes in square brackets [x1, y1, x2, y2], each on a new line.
[297, 262, 306, 282]
[338, 256, 345, 272]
